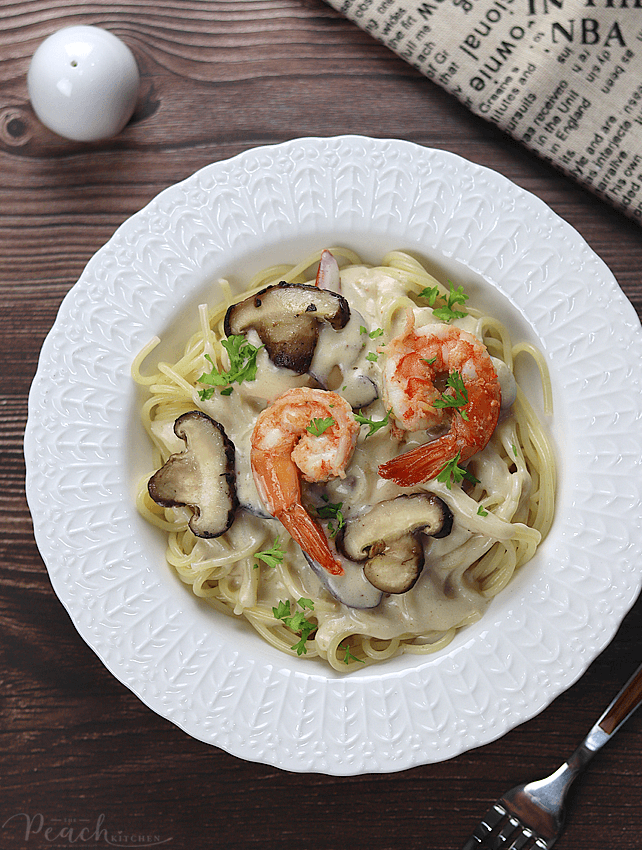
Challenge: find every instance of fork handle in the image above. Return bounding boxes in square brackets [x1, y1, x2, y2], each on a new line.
[535, 661, 642, 809]
[585, 660, 642, 751]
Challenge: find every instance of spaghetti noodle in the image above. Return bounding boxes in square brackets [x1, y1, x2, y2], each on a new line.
[133, 249, 555, 671]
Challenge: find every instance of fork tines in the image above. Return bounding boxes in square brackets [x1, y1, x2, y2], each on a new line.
[462, 802, 550, 850]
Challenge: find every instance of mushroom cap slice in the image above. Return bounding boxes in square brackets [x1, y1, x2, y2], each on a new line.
[339, 494, 453, 563]
[224, 282, 350, 374]
[363, 536, 424, 595]
[148, 411, 238, 539]
[338, 493, 453, 594]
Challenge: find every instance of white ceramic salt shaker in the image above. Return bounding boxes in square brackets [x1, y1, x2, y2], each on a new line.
[27, 26, 140, 142]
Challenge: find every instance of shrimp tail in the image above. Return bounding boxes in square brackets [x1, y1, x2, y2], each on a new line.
[276, 503, 344, 576]
[251, 388, 357, 575]
[378, 436, 459, 487]
[315, 249, 341, 293]
[253, 452, 343, 574]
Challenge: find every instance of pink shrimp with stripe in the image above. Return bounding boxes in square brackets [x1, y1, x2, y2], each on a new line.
[251, 387, 358, 575]
[378, 317, 501, 487]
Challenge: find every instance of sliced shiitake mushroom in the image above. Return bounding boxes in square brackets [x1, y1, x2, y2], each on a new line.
[338, 494, 453, 594]
[148, 411, 238, 538]
[363, 536, 424, 595]
[224, 282, 350, 374]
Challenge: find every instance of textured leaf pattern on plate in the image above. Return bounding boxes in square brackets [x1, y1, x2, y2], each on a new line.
[24, 136, 642, 775]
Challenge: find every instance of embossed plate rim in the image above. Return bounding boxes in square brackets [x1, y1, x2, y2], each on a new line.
[25, 136, 642, 774]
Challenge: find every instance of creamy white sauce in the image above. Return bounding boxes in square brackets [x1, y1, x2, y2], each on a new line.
[178, 265, 527, 649]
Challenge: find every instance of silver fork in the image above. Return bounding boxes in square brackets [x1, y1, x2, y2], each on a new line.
[461, 660, 642, 850]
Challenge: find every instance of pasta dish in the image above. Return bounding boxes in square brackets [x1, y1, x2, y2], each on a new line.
[133, 248, 555, 671]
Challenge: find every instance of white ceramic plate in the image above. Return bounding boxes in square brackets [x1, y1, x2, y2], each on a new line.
[25, 136, 642, 775]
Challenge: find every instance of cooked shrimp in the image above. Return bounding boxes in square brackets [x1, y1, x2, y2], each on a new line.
[378, 317, 501, 487]
[251, 387, 359, 574]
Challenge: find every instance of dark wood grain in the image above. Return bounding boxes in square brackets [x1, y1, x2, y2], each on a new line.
[2, 1, 641, 849]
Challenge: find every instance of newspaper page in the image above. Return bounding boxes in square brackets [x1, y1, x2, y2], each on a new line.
[325, 0, 642, 221]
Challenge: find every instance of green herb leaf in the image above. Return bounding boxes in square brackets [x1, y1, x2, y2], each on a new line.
[477, 505, 489, 517]
[418, 285, 441, 306]
[359, 325, 384, 339]
[433, 370, 469, 420]
[273, 598, 316, 656]
[366, 352, 378, 362]
[306, 416, 335, 437]
[432, 306, 466, 323]
[272, 599, 292, 619]
[197, 336, 262, 398]
[433, 282, 469, 323]
[354, 408, 391, 438]
[197, 355, 229, 391]
[340, 642, 365, 664]
[436, 451, 480, 489]
[254, 536, 285, 569]
[317, 495, 345, 537]
[290, 633, 313, 656]
[221, 335, 262, 382]
[420, 281, 469, 323]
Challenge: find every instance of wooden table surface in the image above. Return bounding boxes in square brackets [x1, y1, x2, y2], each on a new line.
[2, 1, 641, 849]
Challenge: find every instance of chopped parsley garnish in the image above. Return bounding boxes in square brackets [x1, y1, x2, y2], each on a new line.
[340, 642, 365, 664]
[272, 598, 316, 656]
[253, 536, 285, 569]
[306, 416, 335, 437]
[477, 505, 489, 517]
[419, 281, 469, 323]
[360, 326, 384, 339]
[433, 370, 469, 420]
[317, 495, 345, 537]
[197, 335, 262, 399]
[359, 326, 384, 363]
[354, 408, 391, 438]
[436, 451, 480, 489]
[419, 284, 441, 306]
